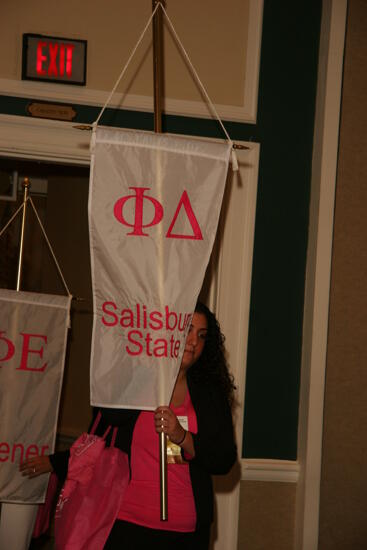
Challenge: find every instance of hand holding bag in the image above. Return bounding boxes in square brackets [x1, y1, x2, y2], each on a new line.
[54, 412, 129, 550]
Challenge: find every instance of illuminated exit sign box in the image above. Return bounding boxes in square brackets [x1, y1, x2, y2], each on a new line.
[22, 34, 87, 85]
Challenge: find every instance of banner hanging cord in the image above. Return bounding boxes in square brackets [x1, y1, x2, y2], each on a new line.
[0, 198, 72, 298]
[28, 197, 72, 297]
[0, 203, 25, 239]
[160, 4, 231, 143]
[90, 2, 241, 169]
[93, 2, 160, 128]
[159, 3, 238, 169]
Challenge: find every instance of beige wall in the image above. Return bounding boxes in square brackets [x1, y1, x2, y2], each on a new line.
[0, 0, 250, 109]
[318, 1, 367, 549]
[238, 481, 296, 550]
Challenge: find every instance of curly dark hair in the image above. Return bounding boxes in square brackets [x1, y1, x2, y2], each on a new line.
[188, 301, 236, 408]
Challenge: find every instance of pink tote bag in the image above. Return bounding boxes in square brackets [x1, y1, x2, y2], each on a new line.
[55, 412, 129, 550]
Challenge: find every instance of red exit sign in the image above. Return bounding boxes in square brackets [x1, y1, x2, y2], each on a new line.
[22, 34, 87, 85]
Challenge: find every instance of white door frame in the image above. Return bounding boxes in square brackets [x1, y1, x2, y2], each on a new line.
[209, 144, 259, 550]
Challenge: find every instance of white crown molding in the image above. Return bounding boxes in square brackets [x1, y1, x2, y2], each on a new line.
[0, 113, 91, 164]
[0, 77, 255, 124]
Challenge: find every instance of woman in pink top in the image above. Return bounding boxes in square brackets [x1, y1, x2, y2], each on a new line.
[102, 302, 237, 550]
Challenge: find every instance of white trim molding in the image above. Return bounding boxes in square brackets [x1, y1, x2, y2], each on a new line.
[295, 1, 348, 550]
[241, 459, 300, 483]
[210, 143, 259, 550]
[0, 114, 91, 164]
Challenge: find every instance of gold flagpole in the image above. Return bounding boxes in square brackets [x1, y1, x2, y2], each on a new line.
[16, 177, 30, 291]
[152, 0, 168, 522]
[153, 0, 163, 134]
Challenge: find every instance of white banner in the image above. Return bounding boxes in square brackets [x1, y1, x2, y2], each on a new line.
[89, 128, 230, 409]
[0, 290, 71, 503]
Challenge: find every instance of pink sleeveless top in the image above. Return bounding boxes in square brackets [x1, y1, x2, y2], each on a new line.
[117, 390, 198, 531]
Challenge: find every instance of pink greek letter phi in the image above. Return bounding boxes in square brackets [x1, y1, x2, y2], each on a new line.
[113, 187, 164, 236]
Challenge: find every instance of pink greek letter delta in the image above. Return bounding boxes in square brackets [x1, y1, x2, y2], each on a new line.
[166, 190, 203, 240]
[113, 187, 203, 240]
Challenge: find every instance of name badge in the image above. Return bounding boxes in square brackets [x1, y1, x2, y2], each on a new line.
[167, 416, 188, 464]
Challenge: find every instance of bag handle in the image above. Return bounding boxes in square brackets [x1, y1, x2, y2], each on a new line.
[90, 410, 116, 442]
[102, 426, 112, 439]
[90, 410, 102, 434]
[110, 427, 118, 448]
